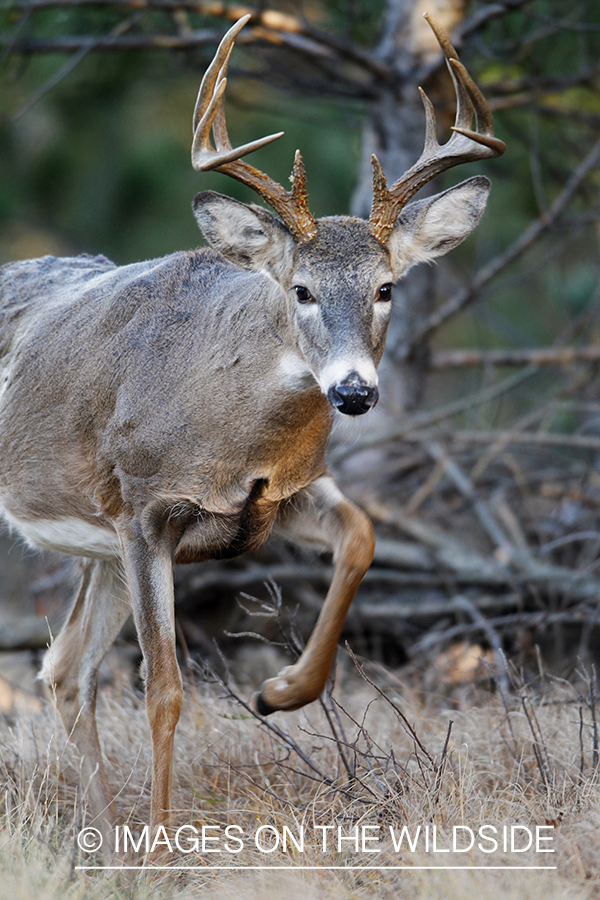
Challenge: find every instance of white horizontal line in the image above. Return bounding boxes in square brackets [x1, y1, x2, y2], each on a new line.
[75, 865, 557, 871]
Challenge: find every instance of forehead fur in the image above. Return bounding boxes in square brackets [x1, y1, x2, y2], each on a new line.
[296, 217, 390, 266]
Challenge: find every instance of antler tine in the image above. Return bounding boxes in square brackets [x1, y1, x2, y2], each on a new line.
[191, 15, 238, 139]
[369, 12, 505, 244]
[424, 11, 498, 146]
[449, 59, 501, 150]
[191, 16, 317, 242]
[419, 87, 439, 155]
[191, 15, 283, 172]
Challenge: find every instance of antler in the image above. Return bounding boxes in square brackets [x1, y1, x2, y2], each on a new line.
[191, 14, 318, 243]
[369, 12, 506, 244]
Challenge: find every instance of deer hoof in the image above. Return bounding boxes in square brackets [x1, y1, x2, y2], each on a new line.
[251, 690, 276, 717]
[252, 671, 295, 715]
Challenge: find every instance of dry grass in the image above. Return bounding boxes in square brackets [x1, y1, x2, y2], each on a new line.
[0, 648, 599, 899]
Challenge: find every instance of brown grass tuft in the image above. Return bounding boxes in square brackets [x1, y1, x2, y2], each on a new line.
[0, 650, 598, 898]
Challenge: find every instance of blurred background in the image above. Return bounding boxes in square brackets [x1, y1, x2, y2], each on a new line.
[1, 0, 600, 705]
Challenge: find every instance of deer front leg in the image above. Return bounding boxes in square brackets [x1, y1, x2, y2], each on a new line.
[254, 474, 375, 715]
[118, 521, 183, 832]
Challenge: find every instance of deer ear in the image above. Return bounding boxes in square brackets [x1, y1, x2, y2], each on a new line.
[193, 191, 295, 274]
[388, 176, 491, 276]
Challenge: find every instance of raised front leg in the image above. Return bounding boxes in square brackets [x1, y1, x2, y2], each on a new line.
[118, 521, 183, 831]
[254, 474, 375, 715]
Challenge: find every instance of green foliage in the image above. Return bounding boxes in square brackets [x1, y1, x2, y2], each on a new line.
[319, 0, 387, 46]
[0, 45, 359, 263]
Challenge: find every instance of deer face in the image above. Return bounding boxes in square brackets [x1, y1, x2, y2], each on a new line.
[193, 176, 490, 416]
[194, 195, 391, 415]
[287, 218, 392, 416]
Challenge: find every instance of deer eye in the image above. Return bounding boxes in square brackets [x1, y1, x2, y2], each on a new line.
[294, 285, 313, 304]
[376, 283, 393, 302]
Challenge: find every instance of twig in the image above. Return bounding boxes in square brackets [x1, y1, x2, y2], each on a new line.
[5, 1, 140, 118]
[591, 665, 599, 773]
[345, 643, 434, 766]
[295, 724, 380, 798]
[457, 0, 538, 44]
[400, 428, 600, 453]
[317, 685, 354, 781]
[10, 44, 90, 120]
[430, 720, 453, 819]
[0, 30, 226, 52]
[331, 365, 539, 463]
[423, 440, 515, 559]
[519, 691, 550, 791]
[451, 595, 510, 695]
[189, 658, 338, 788]
[495, 652, 521, 761]
[410, 608, 600, 655]
[411, 134, 600, 346]
[0, 2, 389, 76]
[180, 563, 331, 597]
[579, 704, 585, 784]
[484, 63, 600, 98]
[428, 345, 600, 370]
[204, 746, 313, 813]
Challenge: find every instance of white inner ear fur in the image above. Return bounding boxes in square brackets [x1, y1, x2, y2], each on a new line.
[214, 206, 271, 251]
[388, 176, 491, 277]
[193, 192, 295, 274]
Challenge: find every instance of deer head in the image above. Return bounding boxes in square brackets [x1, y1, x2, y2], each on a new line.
[191, 15, 505, 416]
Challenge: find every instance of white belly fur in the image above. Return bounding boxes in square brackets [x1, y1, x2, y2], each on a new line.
[1, 507, 120, 559]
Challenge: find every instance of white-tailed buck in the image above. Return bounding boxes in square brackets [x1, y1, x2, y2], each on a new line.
[0, 14, 504, 840]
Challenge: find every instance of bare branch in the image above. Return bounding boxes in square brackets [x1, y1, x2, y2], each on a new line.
[402, 428, 600, 453]
[429, 346, 600, 369]
[0, 29, 227, 53]
[410, 134, 600, 348]
[486, 64, 600, 98]
[423, 440, 515, 558]
[8, 12, 140, 119]
[457, 0, 538, 44]
[0, 1, 390, 78]
[331, 365, 539, 463]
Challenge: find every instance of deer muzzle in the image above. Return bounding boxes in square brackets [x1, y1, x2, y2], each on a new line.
[327, 375, 379, 416]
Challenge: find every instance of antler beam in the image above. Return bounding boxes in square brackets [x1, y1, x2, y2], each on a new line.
[369, 12, 506, 244]
[191, 14, 317, 243]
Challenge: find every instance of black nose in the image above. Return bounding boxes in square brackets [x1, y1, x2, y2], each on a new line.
[327, 381, 379, 416]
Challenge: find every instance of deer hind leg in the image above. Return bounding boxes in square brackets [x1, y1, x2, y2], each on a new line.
[255, 474, 375, 715]
[40, 557, 131, 837]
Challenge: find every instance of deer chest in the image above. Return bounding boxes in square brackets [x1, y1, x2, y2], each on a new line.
[172, 479, 280, 564]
